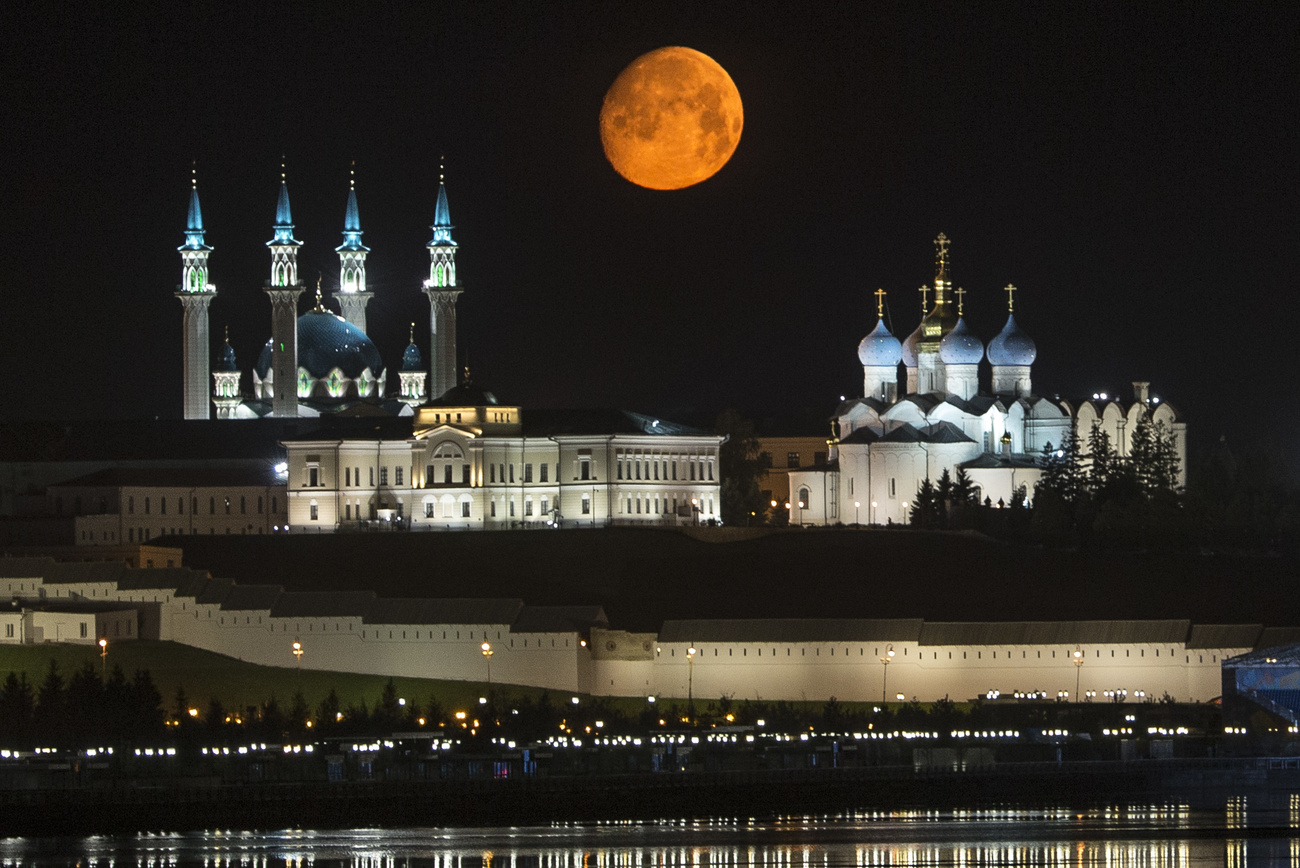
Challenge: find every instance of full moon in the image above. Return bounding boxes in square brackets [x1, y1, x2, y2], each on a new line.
[600, 46, 743, 190]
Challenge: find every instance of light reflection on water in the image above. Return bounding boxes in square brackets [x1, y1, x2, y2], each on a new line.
[6, 800, 1300, 867]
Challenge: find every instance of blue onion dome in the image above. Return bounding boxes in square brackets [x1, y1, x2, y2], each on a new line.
[938, 316, 984, 365]
[401, 340, 424, 372]
[254, 311, 384, 380]
[215, 339, 238, 373]
[986, 313, 1037, 366]
[857, 318, 903, 367]
[901, 322, 923, 367]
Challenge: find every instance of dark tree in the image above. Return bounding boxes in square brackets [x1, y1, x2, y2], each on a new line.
[0, 672, 35, 746]
[714, 409, 767, 525]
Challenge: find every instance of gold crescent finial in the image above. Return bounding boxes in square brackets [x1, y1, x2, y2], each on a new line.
[224, 324, 230, 344]
[409, 322, 415, 344]
[314, 274, 324, 311]
[1005, 283, 1017, 312]
[874, 288, 887, 319]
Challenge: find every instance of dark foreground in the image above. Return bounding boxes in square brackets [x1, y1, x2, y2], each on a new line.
[3, 757, 1298, 838]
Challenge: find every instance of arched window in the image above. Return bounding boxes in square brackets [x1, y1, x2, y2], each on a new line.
[798, 487, 810, 508]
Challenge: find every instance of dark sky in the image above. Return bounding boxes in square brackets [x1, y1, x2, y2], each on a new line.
[3, 3, 1296, 459]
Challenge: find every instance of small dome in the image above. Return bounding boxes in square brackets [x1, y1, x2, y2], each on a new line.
[215, 340, 238, 373]
[431, 382, 498, 406]
[939, 317, 984, 365]
[987, 313, 1037, 366]
[401, 341, 423, 372]
[901, 323, 922, 367]
[254, 311, 384, 381]
[857, 319, 902, 367]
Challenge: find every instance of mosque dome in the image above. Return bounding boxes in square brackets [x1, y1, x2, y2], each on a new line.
[254, 310, 384, 380]
[901, 323, 922, 367]
[986, 313, 1037, 366]
[401, 341, 424, 372]
[857, 319, 903, 367]
[432, 382, 499, 406]
[938, 317, 984, 365]
[215, 340, 238, 373]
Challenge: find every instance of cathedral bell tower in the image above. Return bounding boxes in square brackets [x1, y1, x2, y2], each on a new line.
[423, 164, 463, 401]
[177, 166, 217, 420]
[334, 163, 372, 333]
[264, 162, 305, 417]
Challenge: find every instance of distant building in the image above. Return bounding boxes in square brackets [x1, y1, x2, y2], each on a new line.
[791, 235, 1187, 525]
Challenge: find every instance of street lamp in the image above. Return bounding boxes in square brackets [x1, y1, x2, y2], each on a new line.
[98, 638, 108, 679]
[481, 641, 494, 685]
[854, 501, 861, 525]
[901, 500, 910, 523]
[686, 645, 697, 720]
[691, 498, 700, 526]
[1073, 647, 1084, 700]
[880, 644, 895, 703]
[871, 501, 877, 524]
[292, 639, 304, 671]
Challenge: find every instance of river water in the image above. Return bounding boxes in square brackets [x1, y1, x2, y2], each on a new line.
[4, 797, 1299, 866]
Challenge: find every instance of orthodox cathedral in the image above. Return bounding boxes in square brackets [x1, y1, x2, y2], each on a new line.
[176, 165, 460, 420]
[789, 234, 1186, 525]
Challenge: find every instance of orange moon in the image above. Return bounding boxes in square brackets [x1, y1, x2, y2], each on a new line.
[600, 46, 743, 190]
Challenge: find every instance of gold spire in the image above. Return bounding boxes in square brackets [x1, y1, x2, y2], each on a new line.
[955, 286, 966, 316]
[1005, 283, 1017, 312]
[462, 364, 471, 384]
[409, 322, 416, 344]
[919, 284, 930, 313]
[314, 274, 325, 311]
[874, 288, 887, 318]
[932, 233, 951, 304]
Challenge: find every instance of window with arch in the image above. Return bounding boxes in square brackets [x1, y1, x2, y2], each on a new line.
[798, 487, 810, 508]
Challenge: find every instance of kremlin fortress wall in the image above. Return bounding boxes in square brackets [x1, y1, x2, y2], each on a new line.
[0, 555, 1268, 705]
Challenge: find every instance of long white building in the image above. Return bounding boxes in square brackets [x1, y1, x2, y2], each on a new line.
[0, 557, 1269, 704]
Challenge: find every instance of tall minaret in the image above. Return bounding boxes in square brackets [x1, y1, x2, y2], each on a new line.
[916, 233, 959, 394]
[335, 162, 372, 332]
[176, 166, 217, 420]
[423, 162, 463, 400]
[264, 162, 304, 417]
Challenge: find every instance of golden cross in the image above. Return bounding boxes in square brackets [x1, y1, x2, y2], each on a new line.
[874, 288, 887, 318]
[934, 233, 950, 279]
[955, 286, 966, 316]
[1004, 283, 1017, 312]
[919, 285, 930, 313]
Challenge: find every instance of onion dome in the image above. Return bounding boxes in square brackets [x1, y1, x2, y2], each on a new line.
[901, 323, 923, 367]
[857, 318, 903, 367]
[987, 313, 1037, 366]
[215, 338, 238, 373]
[401, 340, 423, 372]
[938, 317, 984, 365]
[254, 310, 384, 380]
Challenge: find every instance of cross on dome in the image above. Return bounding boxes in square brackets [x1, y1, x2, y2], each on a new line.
[955, 286, 966, 316]
[919, 285, 930, 313]
[1005, 283, 1017, 312]
[934, 233, 950, 281]
[875, 288, 887, 318]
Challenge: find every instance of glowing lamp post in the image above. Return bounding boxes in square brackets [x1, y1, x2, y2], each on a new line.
[901, 501, 910, 524]
[854, 501, 861, 525]
[98, 638, 108, 679]
[1073, 648, 1085, 700]
[481, 642, 494, 685]
[880, 644, 895, 703]
[686, 645, 697, 720]
[871, 501, 877, 524]
[691, 498, 700, 526]
[292, 639, 304, 671]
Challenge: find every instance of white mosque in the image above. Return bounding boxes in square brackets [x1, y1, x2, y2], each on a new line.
[789, 234, 1187, 525]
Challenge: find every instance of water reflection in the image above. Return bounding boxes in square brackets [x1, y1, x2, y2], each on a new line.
[5, 801, 1300, 867]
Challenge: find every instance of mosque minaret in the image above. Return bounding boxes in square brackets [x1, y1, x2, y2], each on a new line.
[176, 166, 217, 420]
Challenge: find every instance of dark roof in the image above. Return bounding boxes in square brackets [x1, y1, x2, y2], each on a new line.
[521, 409, 709, 437]
[192, 576, 236, 605]
[219, 584, 283, 610]
[918, 620, 1192, 646]
[363, 597, 524, 625]
[839, 428, 880, 445]
[427, 382, 499, 407]
[960, 453, 1042, 469]
[50, 467, 282, 489]
[41, 561, 127, 585]
[280, 416, 415, 443]
[879, 421, 975, 444]
[512, 605, 609, 633]
[1186, 624, 1262, 649]
[17, 600, 138, 615]
[271, 590, 377, 618]
[941, 395, 1000, 415]
[0, 557, 57, 578]
[117, 567, 207, 591]
[658, 618, 924, 643]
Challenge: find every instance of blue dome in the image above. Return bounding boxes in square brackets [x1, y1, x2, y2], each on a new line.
[987, 313, 1037, 366]
[901, 323, 922, 367]
[401, 341, 423, 372]
[857, 319, 902, 367]
[254, 311, 384, 380]
[215, 340, 238, 373]
[938, 317, 984, 365]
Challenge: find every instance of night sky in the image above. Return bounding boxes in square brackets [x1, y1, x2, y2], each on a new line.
[3, 4, 1296, 460]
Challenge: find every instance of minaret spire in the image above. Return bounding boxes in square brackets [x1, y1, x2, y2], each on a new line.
[424, 157, 463, 400]
[263, 158, 305, 417]
[177, 164, 217, 419]
[335, 160, 373, 332]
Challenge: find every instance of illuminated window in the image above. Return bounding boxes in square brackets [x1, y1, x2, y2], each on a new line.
[581, 494, 591, 515]
[310, 502, 318, 521]
[787, 452, 800, 468]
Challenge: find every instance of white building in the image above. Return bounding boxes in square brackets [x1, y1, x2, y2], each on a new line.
[790, 235, 1187, 525]
[0, 557, 1271, 704]
[281, 396, 724, 531]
